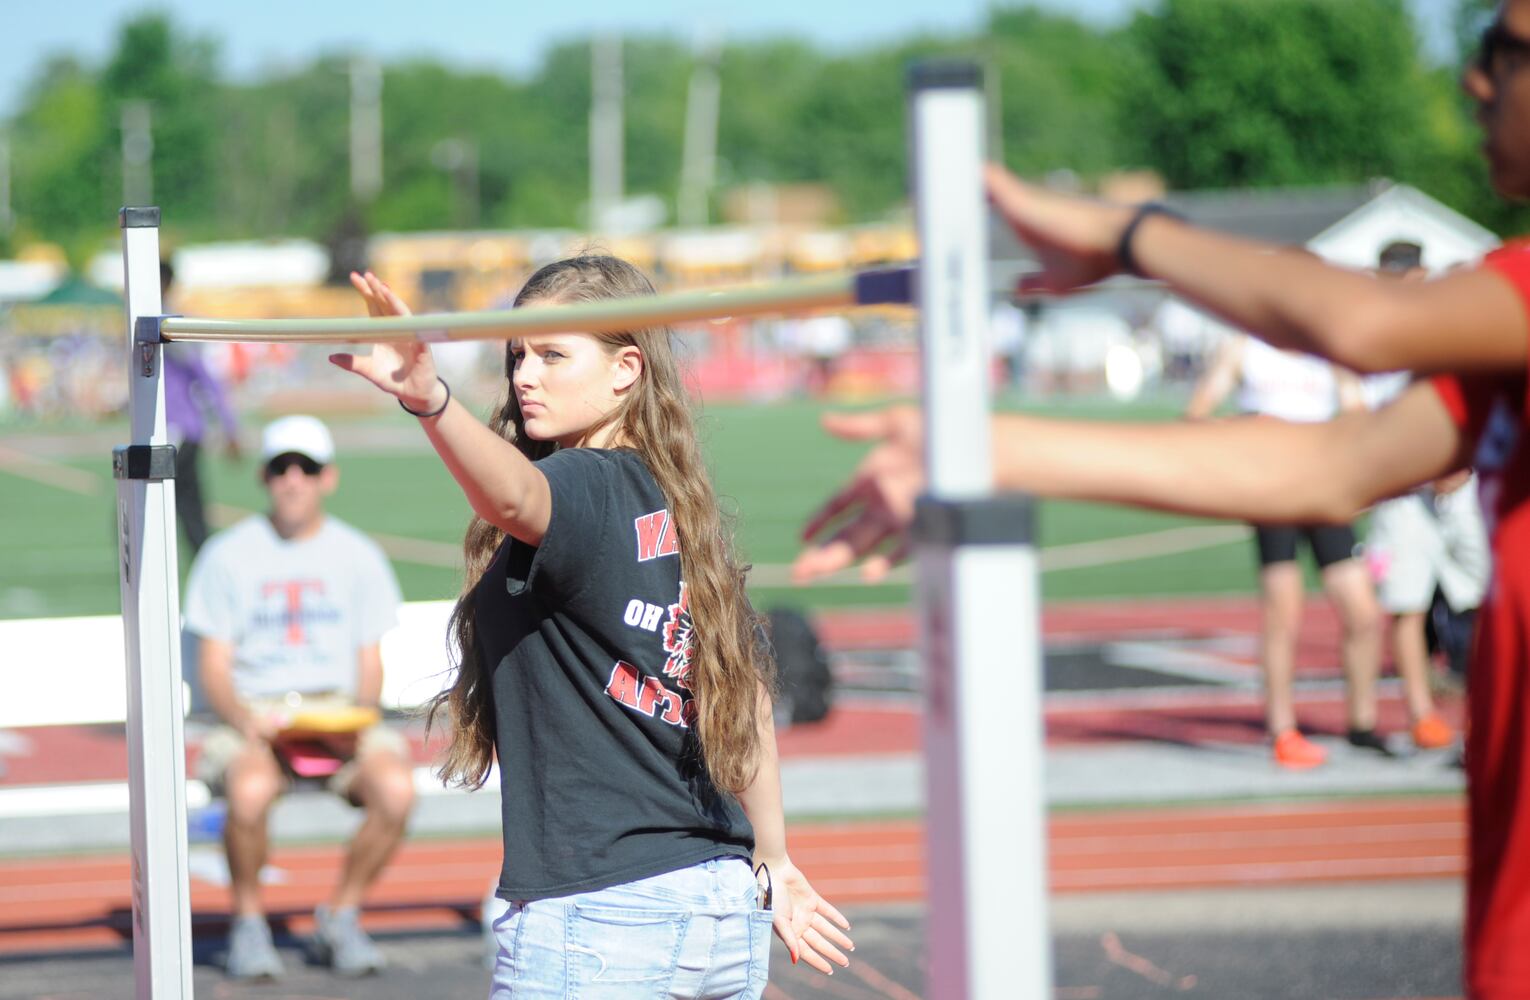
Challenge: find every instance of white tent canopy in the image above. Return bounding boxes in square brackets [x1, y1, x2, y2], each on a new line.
[1307, 183, 1499, 272]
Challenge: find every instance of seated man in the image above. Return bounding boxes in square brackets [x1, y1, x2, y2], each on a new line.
[184, 414, 412, 979]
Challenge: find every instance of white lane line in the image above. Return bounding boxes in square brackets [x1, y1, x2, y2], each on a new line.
[1039, 524, 1249, 571]
[1051, 855, 1464, 888]
[0, 445, 103, 496]
[748, 523, 1250, 587]
[1049, 823, 1464, 855]
[785, 823, 1465, 865]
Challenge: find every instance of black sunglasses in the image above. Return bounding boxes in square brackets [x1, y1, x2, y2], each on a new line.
[1478, 19, 1530, 75]
[264, 453, 325, 478]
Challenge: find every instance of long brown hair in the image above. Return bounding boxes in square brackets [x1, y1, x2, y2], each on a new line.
[427, 255, 773, 794]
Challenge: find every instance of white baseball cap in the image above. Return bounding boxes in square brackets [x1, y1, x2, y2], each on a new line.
[260, 415, 335, 465]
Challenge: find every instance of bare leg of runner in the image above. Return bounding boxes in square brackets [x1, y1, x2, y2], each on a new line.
[1392, 611, 1437, 723]
[1390, 611, 1456, 749]
[1258, 561, 1305, 736]
[1323, 558, 1383, 733]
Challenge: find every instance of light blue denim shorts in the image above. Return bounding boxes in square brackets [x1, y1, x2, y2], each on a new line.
[489, 856, 773, 999]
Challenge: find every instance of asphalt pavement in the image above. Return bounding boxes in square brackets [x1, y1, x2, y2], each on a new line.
[0, 882, 1464, 1000]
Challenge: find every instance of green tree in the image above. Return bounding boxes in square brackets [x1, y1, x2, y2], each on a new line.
[8, 57, 111, 261]
[16, 2, 1497, 248]
[988, 6, 1141, 181]
[372, 61, 523, 230]
[1125, 0, 1434, 189]
[713, 39, 822, 193]
[1378, 0, 1530, 237]
[1453, 0, 1495, 63]
[220, 57, 349, 239]
[7, 14, 222, 259]
[100, 14, 222, 235]
[786, 44, 928, 219]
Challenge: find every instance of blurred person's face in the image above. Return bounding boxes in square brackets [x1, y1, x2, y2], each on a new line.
[1465, 1, 1530, 198]
[509, 329, 641, 448]
[262, 453, 336, 537]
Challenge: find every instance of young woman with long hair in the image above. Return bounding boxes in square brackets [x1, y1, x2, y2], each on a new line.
[333, 254, 852, 998]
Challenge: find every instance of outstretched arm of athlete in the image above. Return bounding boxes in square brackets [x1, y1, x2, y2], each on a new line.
[737, 684, 854, 975]
[794, 381, 1469, 582]
[330, 273, 553, 545]
[987, 163, 1528, 375]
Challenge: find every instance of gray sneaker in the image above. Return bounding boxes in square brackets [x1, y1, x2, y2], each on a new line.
[225, 914, 284, 980]
[313, 904, 385, 976]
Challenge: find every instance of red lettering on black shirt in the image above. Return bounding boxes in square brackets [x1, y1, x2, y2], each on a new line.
[633, 509, 680, 562]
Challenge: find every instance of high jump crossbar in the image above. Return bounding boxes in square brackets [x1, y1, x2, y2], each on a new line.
[114, 62, 1048, 1000]
[149, 267, 915, 345]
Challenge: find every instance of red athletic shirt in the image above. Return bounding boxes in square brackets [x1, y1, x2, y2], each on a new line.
[1433, 240, 1530, 999]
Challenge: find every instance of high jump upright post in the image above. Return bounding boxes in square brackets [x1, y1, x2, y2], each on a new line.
[907, 62, 1051, 998]
[115, 206, 194, 999]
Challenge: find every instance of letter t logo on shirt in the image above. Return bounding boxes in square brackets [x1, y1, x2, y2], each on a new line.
[261, 580, 324, 645]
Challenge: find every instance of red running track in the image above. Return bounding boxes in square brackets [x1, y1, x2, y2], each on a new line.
[0, 596, 1461, 784]
[0, 796, 1464, 955]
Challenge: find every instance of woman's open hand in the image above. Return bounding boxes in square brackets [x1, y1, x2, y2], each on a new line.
[764, 857, 854, 976]
[329, 271, 443, 412]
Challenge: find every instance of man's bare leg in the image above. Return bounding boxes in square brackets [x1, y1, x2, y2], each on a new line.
[331, 748, 416, 910]
[223, 743, 285, 917]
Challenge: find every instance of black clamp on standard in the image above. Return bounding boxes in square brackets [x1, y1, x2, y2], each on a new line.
[913, 494, 1034, 547]
[119, 206, 161, 229]
[132, 315, 179, 377]
[113, 445, 177, 482]
[853, 266, 915, 307]
[907, 60, 984, 92]
[134, 315, 168, 344]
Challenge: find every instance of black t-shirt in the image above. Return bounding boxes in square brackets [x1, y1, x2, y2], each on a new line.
[477, 447, 754, 900]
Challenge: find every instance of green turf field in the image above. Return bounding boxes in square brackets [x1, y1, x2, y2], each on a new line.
[0, 394, 1279, 620]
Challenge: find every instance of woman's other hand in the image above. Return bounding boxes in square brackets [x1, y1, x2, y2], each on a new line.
[763, 857, 853, 975]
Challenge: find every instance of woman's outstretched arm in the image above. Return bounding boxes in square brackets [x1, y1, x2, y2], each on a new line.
[330, 272, 552, 545]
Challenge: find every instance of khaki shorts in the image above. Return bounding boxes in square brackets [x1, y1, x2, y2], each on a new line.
[197, 693, 410, 799]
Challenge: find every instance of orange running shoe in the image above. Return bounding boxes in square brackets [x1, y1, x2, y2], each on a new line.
[1411, 713, 1456, 750]
[1272, 729, 1327, 769]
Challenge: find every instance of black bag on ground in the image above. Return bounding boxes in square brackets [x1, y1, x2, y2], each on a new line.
[767, 607, 834, 725]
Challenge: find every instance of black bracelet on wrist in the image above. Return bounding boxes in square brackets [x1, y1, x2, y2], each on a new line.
[399, 376, 451, 418]
[1116, 202, 1185, 278]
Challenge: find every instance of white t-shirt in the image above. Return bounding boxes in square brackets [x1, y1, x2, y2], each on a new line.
[1154, 297, 1235, 356]
[1361, 370, 1412, 411]
[1237, 337, 1338, 423]
[183, 515, 401, 699]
